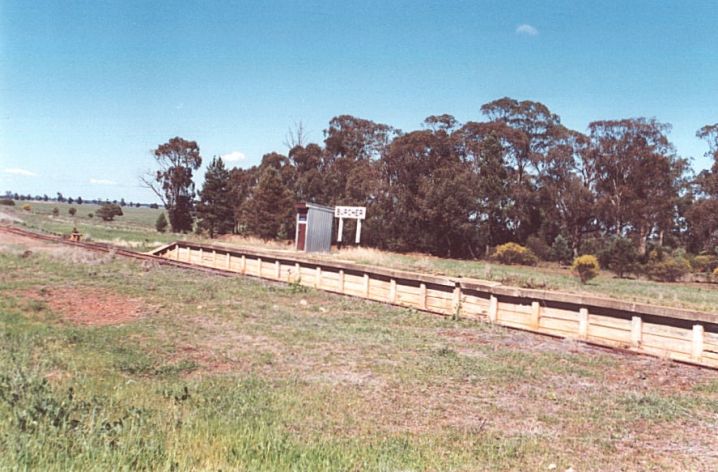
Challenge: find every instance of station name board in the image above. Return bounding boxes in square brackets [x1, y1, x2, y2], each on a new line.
[334, 206, 366, 219]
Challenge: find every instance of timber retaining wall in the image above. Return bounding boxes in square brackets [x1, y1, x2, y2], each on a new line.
[151, 241, 718, 369]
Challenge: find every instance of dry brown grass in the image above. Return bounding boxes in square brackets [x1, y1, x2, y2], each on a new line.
[215, 234, 295, 251]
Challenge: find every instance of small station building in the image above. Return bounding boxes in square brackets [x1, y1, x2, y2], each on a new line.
[294, 203, 334, 252]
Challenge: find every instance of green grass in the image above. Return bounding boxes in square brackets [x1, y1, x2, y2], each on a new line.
[1, 247, 718, 470]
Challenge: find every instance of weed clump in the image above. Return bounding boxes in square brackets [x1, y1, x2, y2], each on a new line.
[0, 366, 168, 467]
[288, 276, 307, 294]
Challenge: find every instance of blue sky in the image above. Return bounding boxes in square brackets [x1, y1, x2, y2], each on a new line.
[1, 0, 716, 202]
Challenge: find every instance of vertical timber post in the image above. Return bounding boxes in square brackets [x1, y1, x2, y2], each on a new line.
[530, 301, 541, 330]
[631, 316, 642, 348]
[692, 324, 704, 361]
[257, 257, 262, 278]
[488, 295, 498, 322]
[419, 283, 427, 310]
[276, 260, 281, 279]
[363, 274, 370, 297]
[240, 255, 246, 274]
[389, 279, 397, 303]
[226, 252, 231, 270]
[316, 266, 322, 288]
[212, 250, 217, 266]
[294, 263, 301, 284]
[452, 285, 461, 319]
[338, 270, 345, 293]
[578, 308, 589, 339]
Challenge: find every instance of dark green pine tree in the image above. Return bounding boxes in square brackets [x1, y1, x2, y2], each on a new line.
[196, 157, 235, 238]
[242, 166, 294, 240]
[155, 212, 168, 233]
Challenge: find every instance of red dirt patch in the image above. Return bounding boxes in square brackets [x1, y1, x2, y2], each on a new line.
[20, 286, 145, 326]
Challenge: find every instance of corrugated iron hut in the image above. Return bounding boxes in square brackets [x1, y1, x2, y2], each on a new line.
[294, 203, 334, 252]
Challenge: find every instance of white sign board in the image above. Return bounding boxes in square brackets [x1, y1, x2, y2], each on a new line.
[335, 206, 366, 219]
[334, 206, 366, 245]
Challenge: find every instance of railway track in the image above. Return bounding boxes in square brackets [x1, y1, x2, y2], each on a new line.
[0, 225, 236, 277]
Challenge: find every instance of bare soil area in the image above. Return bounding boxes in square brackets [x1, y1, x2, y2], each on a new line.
[19, 286, 146, 326]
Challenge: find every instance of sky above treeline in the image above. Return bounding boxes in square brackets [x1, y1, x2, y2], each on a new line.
[1, 0, 716, 203]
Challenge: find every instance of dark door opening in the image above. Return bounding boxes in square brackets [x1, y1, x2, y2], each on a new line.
[297, 223, 306, 251]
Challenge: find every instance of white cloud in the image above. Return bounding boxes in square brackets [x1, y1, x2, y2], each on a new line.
[89, 178, 117, 185]
[3, 168, 37, 177]
[516, 24, 539, 36]
[221, 151, 246, 162]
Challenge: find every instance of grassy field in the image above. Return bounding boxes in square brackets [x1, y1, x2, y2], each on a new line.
[2, 200, 176, 250]
[1, 235, 718, 470]
[3, 199, 718, 313]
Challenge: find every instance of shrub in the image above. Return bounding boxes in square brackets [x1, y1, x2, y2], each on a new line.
[0, 199, 14, 206]
[646, 257, 690, 282]
[580, 236, 610, 261]
[646, 248, 665, 265]
[603, 237, 639, 278]
[155, 213, 168, 233]
[68, 207, 77, 216]
[21, 204, 31, 212]
[492, 242, 538, 266]
[572, 255, 600, 284]
[550, 235, 573, 265]
[525, 235, 550, 261]
[673, 247, 688, 258]
[51, 207, 59, 216]
[87, 212, 94, 219]
[96, 203, 123, 221]
[692, 255, 718, 273]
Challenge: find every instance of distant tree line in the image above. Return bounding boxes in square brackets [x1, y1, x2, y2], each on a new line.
[145, 97, 718, 270]
[1, 192, 155, 209]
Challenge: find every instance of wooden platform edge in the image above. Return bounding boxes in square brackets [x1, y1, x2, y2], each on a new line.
[149, 240, 718, 370]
